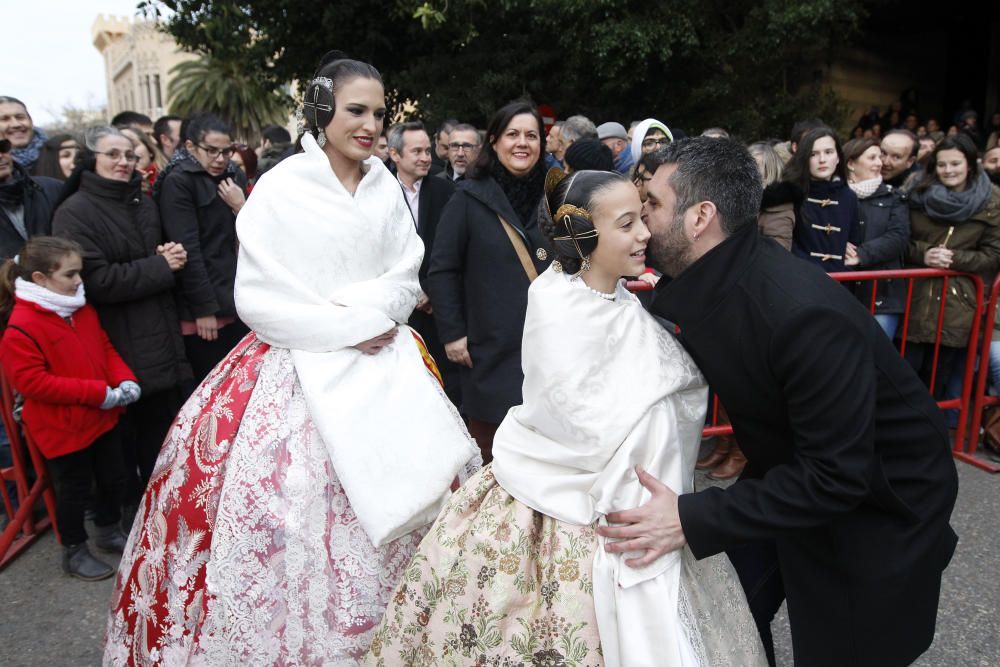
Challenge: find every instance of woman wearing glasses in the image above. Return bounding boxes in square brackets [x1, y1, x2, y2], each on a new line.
[629, 117, 673, 165]
[52, 126, 191, 517]
[157, 113, 248, 382]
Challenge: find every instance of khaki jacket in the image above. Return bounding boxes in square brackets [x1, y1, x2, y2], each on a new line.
[904, 185, 1000, 347]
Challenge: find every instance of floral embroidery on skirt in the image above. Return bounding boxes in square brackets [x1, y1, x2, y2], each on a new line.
[365, 466, 604, 667]
[105, 334, 425, 666]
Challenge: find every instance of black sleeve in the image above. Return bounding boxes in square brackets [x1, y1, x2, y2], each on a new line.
[426, 192, 470, 344]
[158, 173, 220, 317]
[53, 206, 176, 304]
[678, 306, 876, 558]
[858, 198, 911, 267]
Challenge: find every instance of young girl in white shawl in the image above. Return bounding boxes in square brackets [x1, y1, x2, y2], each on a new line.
[366, 170, 765, 666]
[104, 53, 479, 665]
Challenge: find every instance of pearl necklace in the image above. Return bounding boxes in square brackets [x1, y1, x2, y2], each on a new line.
[587, 285, 617, 301]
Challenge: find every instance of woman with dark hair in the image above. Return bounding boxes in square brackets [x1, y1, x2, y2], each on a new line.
[784, 127, 862, 272]
[842, 137, 911, 340]
[428, 100, 551, 462]
[368, 170, 765, 666]
[230, 143, 258, 186]
[903, 134, 1000, 399]
[120, 126, 162, 195]
[156, 112, 249, 382]
[564, 137, 615, 173]
[105, 53, 478, 664]
[52, 125, 190, 519]
[33, 134, 79, 180]
[631, 151, 658, 203]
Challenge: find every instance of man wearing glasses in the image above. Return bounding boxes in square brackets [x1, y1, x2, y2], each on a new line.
[437, 123, 481, 183]
[0, 137, 62, 259]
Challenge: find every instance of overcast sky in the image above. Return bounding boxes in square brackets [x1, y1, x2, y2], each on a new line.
[2, 1, 153, 126]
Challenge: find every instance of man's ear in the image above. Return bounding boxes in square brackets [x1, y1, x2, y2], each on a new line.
[693, 201, 718, 234]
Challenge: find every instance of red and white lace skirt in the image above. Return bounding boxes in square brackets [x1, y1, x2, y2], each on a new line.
[104, 334, 427, 666]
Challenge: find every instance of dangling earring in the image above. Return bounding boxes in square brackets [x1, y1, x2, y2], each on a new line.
[316, 131, 327, 148]
[580, 255, 592, 273]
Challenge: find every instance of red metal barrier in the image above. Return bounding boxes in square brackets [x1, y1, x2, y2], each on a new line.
[627, 268, 999, 471]
[0, 372, 59, 569]
[625, 279, 654, 293]
[965, 274, 1000, 473]
[833, 269, 995, 471]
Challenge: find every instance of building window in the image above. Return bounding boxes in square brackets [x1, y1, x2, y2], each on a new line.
[145, 75, 153, 109]
[154, 74, 162, 108]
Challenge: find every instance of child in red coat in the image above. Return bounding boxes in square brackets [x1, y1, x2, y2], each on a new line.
[0, 237, 140, 581]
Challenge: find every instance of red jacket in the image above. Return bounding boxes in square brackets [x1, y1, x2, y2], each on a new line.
[0, 298, 136, 458]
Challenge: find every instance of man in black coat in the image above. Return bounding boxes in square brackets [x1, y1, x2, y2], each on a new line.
[0, 139, 62, 259]
[599, 137, 958, 667]
[388, 121, 460, 406]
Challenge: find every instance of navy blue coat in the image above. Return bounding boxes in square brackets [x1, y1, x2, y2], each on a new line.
[791, 178, 862, 272]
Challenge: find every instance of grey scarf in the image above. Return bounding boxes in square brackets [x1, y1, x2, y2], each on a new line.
[912, 170, 993, 222]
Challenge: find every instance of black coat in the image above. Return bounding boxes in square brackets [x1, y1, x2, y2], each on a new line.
[405, 175, 459, 402]
[426, 176, 550, 423]
[850, 183, 911, 314]
[157, 160, 245, 320]
[0, 167, 62, 259]
[52, 172, 190, 394]
[413, 175, 457, 283]
[652, 223, 958, 667]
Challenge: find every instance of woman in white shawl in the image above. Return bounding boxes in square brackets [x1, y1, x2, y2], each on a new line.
[104, 53, 479, 665]
[366, 170, 764, 666]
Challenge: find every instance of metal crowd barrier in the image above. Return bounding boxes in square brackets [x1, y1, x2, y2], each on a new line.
[3, 269, 995, 567]
[0, 372, 59, 570]
[965, 274, 1000, 473]
[627, 268, 1000, 472]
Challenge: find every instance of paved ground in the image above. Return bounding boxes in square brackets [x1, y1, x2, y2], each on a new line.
[1, 455, 997, 666]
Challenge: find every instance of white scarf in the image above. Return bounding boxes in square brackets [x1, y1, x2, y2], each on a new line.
[235, 133, 479, 547]
[492, 268, 708, 667]
[15, 277, 85, 318]
[848, 176, 882, 199]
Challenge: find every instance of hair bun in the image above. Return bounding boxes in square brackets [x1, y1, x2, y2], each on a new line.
[316, 50, 351, 72]
[544, 166, 568, 196]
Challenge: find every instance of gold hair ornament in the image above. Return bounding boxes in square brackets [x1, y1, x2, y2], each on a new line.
[551, 172, 599, 259]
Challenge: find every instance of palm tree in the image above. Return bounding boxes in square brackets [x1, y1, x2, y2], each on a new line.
[168, 54, 290, 143]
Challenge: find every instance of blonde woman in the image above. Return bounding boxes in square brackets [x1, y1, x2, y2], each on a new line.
[749, 141, 797, 251]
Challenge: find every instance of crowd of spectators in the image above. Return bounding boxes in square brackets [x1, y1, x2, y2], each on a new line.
[1, 89, 999, 576]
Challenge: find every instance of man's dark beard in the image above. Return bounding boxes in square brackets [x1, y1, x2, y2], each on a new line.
[646, 210, 694, 278]
[989, 169, 1000, 186]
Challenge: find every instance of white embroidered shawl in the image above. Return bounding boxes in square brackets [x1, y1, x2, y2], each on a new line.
[491, 268, 708, 666]
[235, 133, 478, 547]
